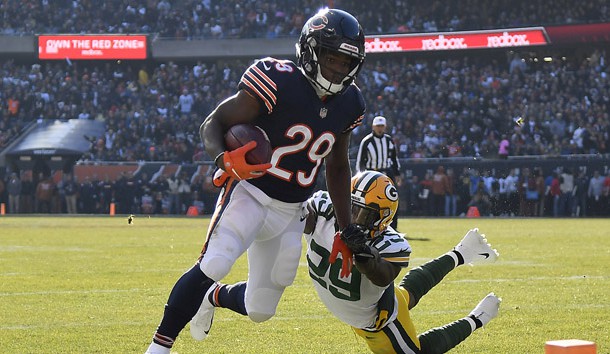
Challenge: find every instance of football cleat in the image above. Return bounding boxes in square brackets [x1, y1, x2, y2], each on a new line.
[190, 282, 219, 341]
[469, 292, 501, 327]
[453, 228, 499, 265]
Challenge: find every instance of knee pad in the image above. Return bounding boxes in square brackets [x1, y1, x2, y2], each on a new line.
[245, 288, 282, 323]
[200, 255, 234, 282]
[270, 243, 301, 287]
[248, 311, 274, 323]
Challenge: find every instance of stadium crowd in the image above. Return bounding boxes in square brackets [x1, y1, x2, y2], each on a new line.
[2, 163, 610, 218]
[1, 0, 608, 38]
[1, 48, 608, 162]
[0, 2, 609, 217]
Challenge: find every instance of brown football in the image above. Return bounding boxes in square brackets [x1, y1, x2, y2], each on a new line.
[224, 124, 272, 164]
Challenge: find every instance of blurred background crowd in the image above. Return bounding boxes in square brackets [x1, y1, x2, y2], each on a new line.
[1, 0, 608, 38]
[0, 0, 608, 216]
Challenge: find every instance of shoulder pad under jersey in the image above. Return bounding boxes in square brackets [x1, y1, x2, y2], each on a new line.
[239, 57, 298, 114]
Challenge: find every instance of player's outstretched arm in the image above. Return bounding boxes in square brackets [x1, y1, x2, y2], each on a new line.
[325, 132, 352, 230]
[354, 247, 402, 287]
[341, 224, 401, 287]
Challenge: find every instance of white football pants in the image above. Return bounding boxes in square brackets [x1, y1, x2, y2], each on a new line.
[199, 180, 305, 322]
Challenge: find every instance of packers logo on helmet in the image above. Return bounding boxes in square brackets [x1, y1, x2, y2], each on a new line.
[350, 171, 399, 238]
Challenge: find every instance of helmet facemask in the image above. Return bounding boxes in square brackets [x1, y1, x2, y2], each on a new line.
[310, 46, 362, 95]
[351, 197, 393, 236]
[351, 171, 399, 238]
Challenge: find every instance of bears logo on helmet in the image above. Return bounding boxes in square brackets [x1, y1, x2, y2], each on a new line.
[309, 14, 328, 31]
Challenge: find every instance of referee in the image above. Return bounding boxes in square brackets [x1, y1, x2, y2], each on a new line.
[356, 116, 401, 229]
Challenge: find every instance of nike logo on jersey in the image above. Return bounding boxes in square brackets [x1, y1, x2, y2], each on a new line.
[261, 61, 272, 71]
[479, 252, 490, 259]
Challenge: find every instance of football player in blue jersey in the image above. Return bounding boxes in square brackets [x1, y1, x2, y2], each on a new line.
[304, 170, 502, 353]
[146, 8, 370, 353]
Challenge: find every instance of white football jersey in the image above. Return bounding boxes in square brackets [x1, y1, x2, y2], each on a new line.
[303, 191, 411, 330]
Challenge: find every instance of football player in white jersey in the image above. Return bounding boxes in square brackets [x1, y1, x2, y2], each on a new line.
[303, 170, 501, 353]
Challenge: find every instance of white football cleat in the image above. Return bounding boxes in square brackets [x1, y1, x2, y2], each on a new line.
[454, 228, 499, 265]
[469, 292, 501, 327]
[190, 282, 219, 341]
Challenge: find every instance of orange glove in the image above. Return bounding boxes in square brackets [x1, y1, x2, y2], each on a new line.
[212, 169, 233, 187]
[221, 141, 272, 180]
[329, 232, 354, 278]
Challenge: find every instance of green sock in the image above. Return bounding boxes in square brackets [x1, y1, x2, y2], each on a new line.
[398, 253, 457, 306]
[418, 317, 475, 354]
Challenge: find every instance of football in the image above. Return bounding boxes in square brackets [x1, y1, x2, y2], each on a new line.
[224, 124, 272, 165]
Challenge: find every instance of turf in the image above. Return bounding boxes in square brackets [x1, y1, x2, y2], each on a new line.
[1, 216, 608, 353]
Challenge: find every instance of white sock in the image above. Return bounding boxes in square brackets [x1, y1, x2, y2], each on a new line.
[465, 316, 477, 333]
[446, 251, 460, 268]
[145, 342, 170, 354]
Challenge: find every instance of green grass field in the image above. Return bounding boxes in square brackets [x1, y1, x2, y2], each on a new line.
[1, 216, 609, 354]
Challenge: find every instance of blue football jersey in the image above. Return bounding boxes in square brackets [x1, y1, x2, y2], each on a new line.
[238, 57, 365, 203]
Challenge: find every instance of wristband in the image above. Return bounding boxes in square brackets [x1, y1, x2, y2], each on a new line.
[214, 152, 224, 169]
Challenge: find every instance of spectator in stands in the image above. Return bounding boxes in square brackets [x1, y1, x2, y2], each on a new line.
[444, 168, 458, 216]
[573, 169, 588, 217]
[79, 176, 98, 214]
[98, 175, 115, 214]
[518, 167, 537, 217]
[7, 172, 21, 214]
[587, 170, 605, 216]
[178, 89, 194, 115]
[603, 171, 610, 215]
[63, 174, 79, 214]
[498, 134, 510, 159]
[559, 168, 575, 216]
[504, 169, 519, 216]
[431, 165, 448, 216]
[35, 174, 55, 213]
[177, 172, 192, 214]
[533, 167, 546, 217]
[456, 167, 472, 216]
[419, 171, 433, 215]
[468, 180, 492, 216]
[166, 174, 180, 214]
[550, 172, 562, 217]
[20, 171, 34, 213]
[152, 174, 169, 215]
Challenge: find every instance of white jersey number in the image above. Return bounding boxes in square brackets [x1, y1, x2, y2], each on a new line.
[307, 238, 361, 301]
[267, 124, 335, 187]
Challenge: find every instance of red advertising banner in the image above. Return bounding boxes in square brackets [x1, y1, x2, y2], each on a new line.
[38, 35, 147, 59]
[365, 28, 548, 53]
[545, 23, 610, 44]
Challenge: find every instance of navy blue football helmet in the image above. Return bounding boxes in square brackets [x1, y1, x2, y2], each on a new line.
[296, 8, 365, 95]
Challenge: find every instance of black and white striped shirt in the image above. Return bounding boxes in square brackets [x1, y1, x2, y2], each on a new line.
[356, 133, 400, 177]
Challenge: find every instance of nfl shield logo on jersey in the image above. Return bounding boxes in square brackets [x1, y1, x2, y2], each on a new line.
[319, 107, 328, 118]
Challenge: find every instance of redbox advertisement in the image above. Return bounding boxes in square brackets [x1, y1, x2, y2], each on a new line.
[38, 35, 147, 60]
[365, 28, 549, 53]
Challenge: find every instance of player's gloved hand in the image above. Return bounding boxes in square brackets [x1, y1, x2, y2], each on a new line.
[212, 169, 234, 188]
[340, 223, 369, 254]
[329, 232, 353, 278]
[220, 141, 272, 180]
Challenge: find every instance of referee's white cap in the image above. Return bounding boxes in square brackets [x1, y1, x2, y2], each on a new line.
[372, 116, 386, 126]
